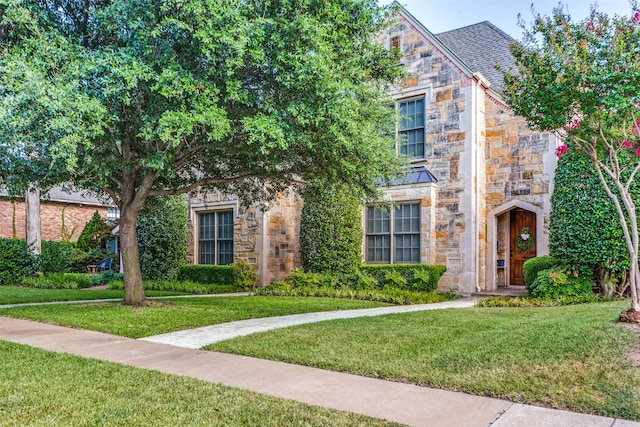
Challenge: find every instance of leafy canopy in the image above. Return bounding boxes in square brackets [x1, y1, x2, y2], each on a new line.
[0, 0, 405, 204]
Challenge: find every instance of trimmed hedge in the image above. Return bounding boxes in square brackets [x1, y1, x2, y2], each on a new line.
[523, 256, 560, 289]
[107, 280, 242, 294]
[177, 265, 235, 286]
[359, 264, 446, 293]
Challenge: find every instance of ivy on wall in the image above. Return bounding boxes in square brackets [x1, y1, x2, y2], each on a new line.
[300, 181, 363, 275]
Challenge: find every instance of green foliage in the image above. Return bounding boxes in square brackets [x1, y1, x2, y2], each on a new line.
[359, 264, 446, 293]
[502, 5, 640, 308]
[107, 280, 241, 294]
[0, 238, 34, 284]
[21, 273, 95, 289]
[550, 150, 631, 281]
[136, 196, 189, 280]
[254, 281, 459, 305]
[69, 248, 112, 274]
[0, 0, 406, 304]
[177, 265, 236, 286]
[76, 211, 111, 251]
[37, 240, 75, 274]
[523, 256, 560, 289]
[232, 261, 258, 290]
[476, 295, 610, 308]
[529, 267, 594, 299]
[300, 181, 363, 275]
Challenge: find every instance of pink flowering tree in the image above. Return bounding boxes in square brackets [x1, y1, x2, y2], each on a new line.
[503, 4, 640, 317]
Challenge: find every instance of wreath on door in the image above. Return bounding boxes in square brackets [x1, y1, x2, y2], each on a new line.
[516, 227, 535, 251]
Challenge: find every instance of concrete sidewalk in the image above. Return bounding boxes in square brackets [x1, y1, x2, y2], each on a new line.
[1, 316, 638, 427]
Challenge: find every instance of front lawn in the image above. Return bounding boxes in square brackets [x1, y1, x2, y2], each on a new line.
[0, 286, 183, 305]
[207, 300, 640, 421]
[0, 341, 399, 426]
[0, 296, 389, 338]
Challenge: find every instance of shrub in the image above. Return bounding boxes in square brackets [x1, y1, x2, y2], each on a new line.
[69, 247, 112, 273]
[232, 261, 258, 290]
[476, 294, 606, 308]
[300, 180, 363, 275]
[523, 256, 560, 290]
[22, 273, 94, 289]
[0, 238, 35, 284]
[177, 265, 235, 286]
[76, 211, 112, 251]
[37, 240, 75, 274]
[107, 280, 241, 294]
[529, 266, 594, 299]
[359, 264, 446, 293]
[136, 196, 188, 280]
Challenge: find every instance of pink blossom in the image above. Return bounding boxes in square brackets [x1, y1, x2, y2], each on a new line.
[555, 145, 570, 158]
[566, 118, 581, 131]
[635, 146, 640, 156]
[632, 119, 640, 136]
[622, 140, 634, 148]
[633, 11, 640, 25]
[586, 21, 595, 31]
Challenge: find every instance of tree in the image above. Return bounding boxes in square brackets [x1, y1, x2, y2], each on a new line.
[502, 3, 640, 316]
[300, 181, 363, 275]
[0, 0, 404, 305]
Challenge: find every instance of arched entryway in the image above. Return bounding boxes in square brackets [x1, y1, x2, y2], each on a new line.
[487, 201, 546, 290]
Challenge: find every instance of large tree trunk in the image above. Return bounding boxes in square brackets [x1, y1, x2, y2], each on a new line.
[120, 208, 145, 306]
[25, 187, 41, 255]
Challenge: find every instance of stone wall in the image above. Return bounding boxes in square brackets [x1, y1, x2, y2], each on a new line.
[0, 198, 105, 242]
[386, 17, 477, 291]
[188, 191, 302, 285]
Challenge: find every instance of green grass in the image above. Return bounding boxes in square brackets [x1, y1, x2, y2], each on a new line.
[0, 296, 389, 338]
[0, 341, 401, 426]
[0, 286, 183, 305]
[207, 300, 640, 420]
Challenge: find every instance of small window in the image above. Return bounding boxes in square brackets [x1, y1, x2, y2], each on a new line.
[365, 203, 421, 264]
[199, 211, 234, 265]
[390, 35, 401, 50]
[398, 97, 425, 158]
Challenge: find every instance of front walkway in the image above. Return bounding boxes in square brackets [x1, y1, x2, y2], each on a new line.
[140, 298, 478, 348]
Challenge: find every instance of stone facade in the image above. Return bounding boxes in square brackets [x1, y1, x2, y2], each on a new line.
[0, 197, 106, 242]
[188, 191, 302, 285]
[377, 12, 557, 292]
[187, 7, 558, 292]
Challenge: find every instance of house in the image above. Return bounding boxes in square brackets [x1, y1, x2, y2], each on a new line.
[187, 5, 558, 293]
[0, 185, 118, 243]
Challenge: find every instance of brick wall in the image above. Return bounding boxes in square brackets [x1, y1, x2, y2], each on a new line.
[0, 197, 106, 242]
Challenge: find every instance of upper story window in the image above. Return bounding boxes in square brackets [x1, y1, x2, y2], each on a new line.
[398, 97, 425, 158]
[106, 207, 120, 224]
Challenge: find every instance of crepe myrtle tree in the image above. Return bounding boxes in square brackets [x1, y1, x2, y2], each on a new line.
[502, 3, 640, 317]
[0, 0, 406, 305]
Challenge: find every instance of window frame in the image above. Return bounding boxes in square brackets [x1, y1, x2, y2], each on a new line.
[396, 96, 426, 159]
[198, 210, 234, 265]
[365, 202, 421, 264]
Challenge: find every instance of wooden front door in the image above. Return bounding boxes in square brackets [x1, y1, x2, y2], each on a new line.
[510, 209, 536, 286]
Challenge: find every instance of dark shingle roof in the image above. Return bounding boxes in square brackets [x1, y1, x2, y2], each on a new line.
[435, 21, 516, 93]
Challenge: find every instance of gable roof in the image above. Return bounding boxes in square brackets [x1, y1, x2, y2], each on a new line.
[435, 21, 516, 93]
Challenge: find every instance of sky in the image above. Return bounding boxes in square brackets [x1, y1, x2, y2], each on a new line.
[380, 0, 635, 39]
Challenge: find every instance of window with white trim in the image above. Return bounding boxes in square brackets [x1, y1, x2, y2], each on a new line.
[198, 211, 234, 265]
[366, 203, 420, 263]
[398, 97, 425, 158]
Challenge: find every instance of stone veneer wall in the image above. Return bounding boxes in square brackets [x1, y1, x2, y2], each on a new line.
[187, 191, 302, 286]
[0, 198, 105, 242]
[386, 17, 478, 291]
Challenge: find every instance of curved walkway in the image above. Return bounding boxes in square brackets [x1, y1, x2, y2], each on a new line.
[140, 298, 477, 349]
